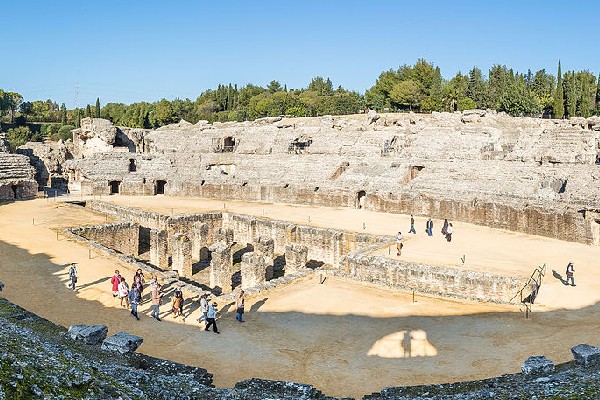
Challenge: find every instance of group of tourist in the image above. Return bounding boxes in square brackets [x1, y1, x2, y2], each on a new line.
[396, 215, 455, 256]
[104, 268, 250, 334]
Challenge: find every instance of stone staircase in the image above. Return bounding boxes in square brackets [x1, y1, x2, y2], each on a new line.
[0, 153, 35, 181]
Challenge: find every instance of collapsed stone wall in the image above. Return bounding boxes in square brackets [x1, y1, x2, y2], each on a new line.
[0, 153, 38, 200]
[70, 222, 139, 256]
[17, 140, 73, 190]
[340, 252, 523, 303]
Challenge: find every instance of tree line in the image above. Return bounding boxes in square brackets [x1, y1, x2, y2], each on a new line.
[2, 60, 600, 150]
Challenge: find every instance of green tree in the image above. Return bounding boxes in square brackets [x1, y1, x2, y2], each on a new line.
[6, 126, 40, 151]
[467, 67, 487, 108]
[60, 103, 67, 125]
[390, 80, 422, 111]
[85, 104, 92, 118]
[267, 80, 282, 93]
[554, 61, 564, 118]
[308, 76, 334, 96]
[95, 98, 101, 118]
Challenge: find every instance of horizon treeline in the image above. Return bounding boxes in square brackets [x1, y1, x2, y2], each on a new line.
[2, 59, 600, 150]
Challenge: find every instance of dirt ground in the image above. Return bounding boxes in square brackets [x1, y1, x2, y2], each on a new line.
[1, 196, 600, 399]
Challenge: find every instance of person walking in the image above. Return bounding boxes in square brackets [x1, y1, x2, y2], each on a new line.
[133, 269, 145, 300]
[426, 218, 433, 237]
[150, 280, 164, 321]
[235, 290, 245, 322]
[441, 219, 449, 236]
[111, 270, 122, 297]
[446, 223, 454, 242]
[197, 293, 209, 323]
[118, 277, 130, 308]
[408, 215, 416, 234]
[395, 231, 403, 256]
[172, 290, 183, 318]
[205, 302, 220, 334]
[129, 284, 141, 320]
[68, 263, 78, 291]
[566, 262, 576, 286]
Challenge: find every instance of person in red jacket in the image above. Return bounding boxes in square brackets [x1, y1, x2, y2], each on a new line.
[111, 270, 122, 297]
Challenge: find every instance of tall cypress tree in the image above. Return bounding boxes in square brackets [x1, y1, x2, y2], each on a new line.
[553, 61, 564, 118]
[95, 98, 101, 118]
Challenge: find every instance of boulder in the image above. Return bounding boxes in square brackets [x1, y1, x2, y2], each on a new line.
[101, 332, 143, 354]
[67, 324, 108, 345]
[462, 109, 487, 117]
[521, 356, 555, 375]
[367, 109, 379, 125]
[571, 344, 600, 366]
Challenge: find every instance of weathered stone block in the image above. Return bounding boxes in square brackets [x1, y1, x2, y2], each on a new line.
[254, 236, 274, 259]
[285, 243, 308, 273]
[241, 252, 270, 290]
[150, 229, 169, 269]
[521, 356, 555, 375]
[572, 344, 600, 366]
[209, 242, 233, 294]
[172, 233, 192, 277]
[101, 332, 143, 354]
[192, 222, 210, 260]
[214, 227, 234, 245]
[68, 324, 108, 345]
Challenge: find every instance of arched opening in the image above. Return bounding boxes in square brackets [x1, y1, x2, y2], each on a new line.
[109, 181, 121, 195]
[155, 180, 167, 195]
[128, 159, 137, 172]
[356, 190, 366, 209]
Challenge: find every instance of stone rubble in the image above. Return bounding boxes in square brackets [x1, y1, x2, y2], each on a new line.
[101, 332, 144, 354]
[67, 324, 108, 345]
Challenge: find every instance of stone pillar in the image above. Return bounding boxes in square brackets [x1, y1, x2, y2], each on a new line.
[255, 236, 274, 280]
[192, 222, 210, 261]
[150, 229, 169, 269]
[172, 234, 192, 277]
[285, 243, 308, 273]
[209, 242, 233, 294]
[214, 228, 234, 245]
[127, 224, 140, 256]
[241, 252, 269, 290]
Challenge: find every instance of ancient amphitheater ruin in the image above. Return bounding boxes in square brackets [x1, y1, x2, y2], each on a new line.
[2, 110, 600, 398]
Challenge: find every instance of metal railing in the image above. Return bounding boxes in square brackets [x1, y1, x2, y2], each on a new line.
[509, 263, 546, 318]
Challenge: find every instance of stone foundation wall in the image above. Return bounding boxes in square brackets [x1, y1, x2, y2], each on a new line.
[341, 253, 523, 303]
[0, 181, 38, 200]
[70, 222, 139, 256]
[222, 213, 389, 267]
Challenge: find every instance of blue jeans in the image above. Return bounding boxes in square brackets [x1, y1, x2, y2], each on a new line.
[236, 312, 244, 322]
[70, 276, 76, 290]
[566, 275, 575, 286]
[427, 228, 432, 236]
[131, 303, 138, 317]
[151, 304, 160, 318]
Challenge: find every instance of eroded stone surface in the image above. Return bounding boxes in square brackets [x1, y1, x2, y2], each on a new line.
[521, 355, 555, 375]
[101, 331, 143, 354]
[67, 324, 108, 345]
[572, 344, 600, 366]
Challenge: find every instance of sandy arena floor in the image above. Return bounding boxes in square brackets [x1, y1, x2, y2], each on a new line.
[1, 196, 600, 398]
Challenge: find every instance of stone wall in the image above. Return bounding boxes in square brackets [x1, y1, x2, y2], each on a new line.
[222, 213, 389, 267]
[57, 113, 600, 245]
[341, 253, 523, 303]
[70, 222, 139, 256]
[0, 153, 38, 200]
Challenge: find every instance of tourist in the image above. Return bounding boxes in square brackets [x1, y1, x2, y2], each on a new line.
[197, 293, 209, 323]
[205, 302, 220, 334]
[129, 284, 141, 320]
[172, 290, 183, 318]
[426, 218, 433, 236]
[566, 262, 575, 286]
[150, 280, 164, 321]
[118, 277, 130, 308]
[235, 289, 245, 322]
[111, 270, 122, 297]
[446, 223, 453, 242]
[409, 215, 416, 234]
[68, 263, 78, 291]
[134, 269, 145, 294]
[441, 219, 449, 236]
[395, 231, 403, 256]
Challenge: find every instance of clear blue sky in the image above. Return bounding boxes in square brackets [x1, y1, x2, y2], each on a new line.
[1, 0, 597, 107]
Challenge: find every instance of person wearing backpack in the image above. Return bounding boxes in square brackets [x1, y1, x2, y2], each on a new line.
[566, 262, 575, 286]
[68, 263, 78, 291]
